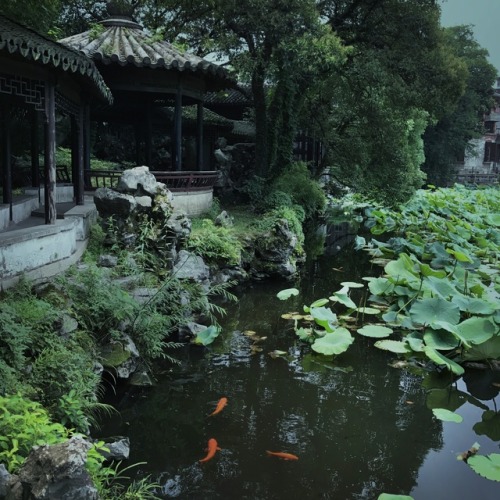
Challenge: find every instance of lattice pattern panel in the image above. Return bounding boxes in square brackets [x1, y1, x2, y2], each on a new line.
[0, 73, 45, 110]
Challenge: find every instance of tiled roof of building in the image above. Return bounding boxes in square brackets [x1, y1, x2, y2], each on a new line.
[0, 15, 112, 103]
[204, 87, 253, 105]
[59, 16, 234, 91]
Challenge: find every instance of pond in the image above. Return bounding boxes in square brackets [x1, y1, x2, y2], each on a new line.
[98, 223, 500, 499]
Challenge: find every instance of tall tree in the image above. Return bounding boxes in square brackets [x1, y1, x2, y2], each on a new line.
[1, 0, 61, 36]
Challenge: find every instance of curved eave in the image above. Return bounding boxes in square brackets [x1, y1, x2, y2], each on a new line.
[59, 26, 235, 92]
[0, 15, 112, 104]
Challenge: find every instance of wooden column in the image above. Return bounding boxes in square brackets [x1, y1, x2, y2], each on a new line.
[134, 123, 141, 166]
[44, 82, 56, 224]
[173, 84, 183, 171]
[72, 107, 85, 205]
[83, 102, 91, 190]
[1, 103, 13, 221]
[145, 100, 152, 167]
[30, 109, 40, 188]
[196, 101, 204, 171]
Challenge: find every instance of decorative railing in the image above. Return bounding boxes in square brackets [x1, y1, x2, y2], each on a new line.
[84, 170, 219, 192]
[150, 171, 219, 192]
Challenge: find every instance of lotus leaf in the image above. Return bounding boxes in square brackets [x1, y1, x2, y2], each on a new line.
[485, 213, 500, 226]
[461, 336, 500, 361]
[426, 388, 466, 411]
[406, 332, 425, 352]
[455, 317, 497, 345]
[354, 235, 366, 250]
[310, 298, 330, 308]
[341, 281, 365, 288]
[277, 288, 299, 300]
[419, 264, 446, 278]
[424, 347, 464, 375]
[367, 277, 394, 295]
[468, 453, 500, 482]
[192, 326, 221, 346]
[374, 340, 410, 354]
[357, 325, 393, 338]
[296, 327, 313, 341]
[473, 411, 500, 441]
[422, 276, 458, 299]
[385, 254, 419, 284]
[329, 287, 357, 309]
[410, 298, 460, 326]
[423, 328, 460, 350]
[445, 247, 473, 264]
[432, 408, 463, 423]
[378, 495, 413, 500]
[310, 307, 338, 330]
[356, 307, 381, 315]
[451, 295, 497, 315]
[311, 327, 354, 356]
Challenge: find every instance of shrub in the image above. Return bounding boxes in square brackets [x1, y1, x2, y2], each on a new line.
[255, 206, 305, 249]
[271, 162, 326, 218]
[188, 219, 242, 266]
[0, 393, 70, 473]
[31, 343, 101, 411]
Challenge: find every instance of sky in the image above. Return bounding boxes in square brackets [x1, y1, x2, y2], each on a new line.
[440, 0, 500, 75]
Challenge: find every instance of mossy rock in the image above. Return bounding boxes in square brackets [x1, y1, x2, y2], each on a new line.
[99, 342, 131, 368]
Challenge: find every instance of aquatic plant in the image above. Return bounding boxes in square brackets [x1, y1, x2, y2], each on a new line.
[279, 186, 500, 373]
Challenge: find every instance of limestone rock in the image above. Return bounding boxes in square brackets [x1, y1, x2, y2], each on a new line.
[17, 436, 97, 500]
[100, 437, 130, 461]
[173, 250, 209, 282]
[93, 188, 137, 218]
[116, 166, 158, 196]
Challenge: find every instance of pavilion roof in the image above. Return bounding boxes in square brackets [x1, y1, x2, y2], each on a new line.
[59, 16, 234, 92]
[0, 15, 112, 103]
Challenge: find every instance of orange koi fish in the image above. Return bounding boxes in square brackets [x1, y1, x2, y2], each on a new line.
[199, 438, 221, 463]
[266, 450, 299, 461]
[209, 397, 228, 417]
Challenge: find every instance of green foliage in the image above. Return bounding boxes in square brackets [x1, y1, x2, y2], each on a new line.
[270, 162, 326, 218]
[88, 22, 105, 41]
[2, 0, 61, 35]
[255, 206, 305, 251]
[188, 219, 242, 266]
[0, 393, 70, 473]
[60, 265, 138, 341]
[31, 343, 101, 415]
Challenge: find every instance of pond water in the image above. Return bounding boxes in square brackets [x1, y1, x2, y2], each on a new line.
[99, 224, 500, 499]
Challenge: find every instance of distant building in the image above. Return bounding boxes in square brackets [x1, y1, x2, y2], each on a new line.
[456, 77, 500, 184]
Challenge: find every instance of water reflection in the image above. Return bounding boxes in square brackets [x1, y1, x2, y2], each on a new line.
[97, 224, 499, 499]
